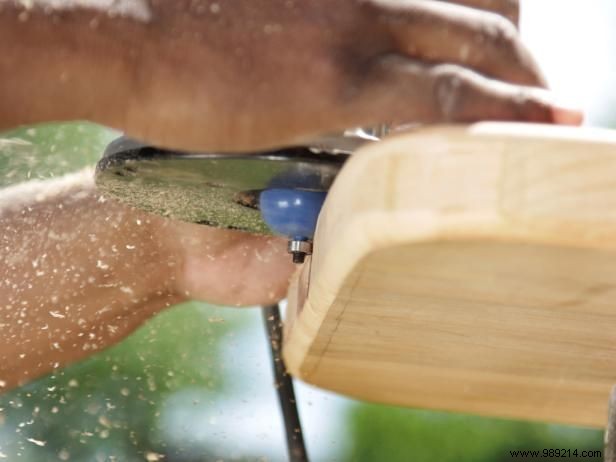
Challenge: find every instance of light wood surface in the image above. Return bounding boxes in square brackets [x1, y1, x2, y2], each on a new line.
[283, 122, 616, 428]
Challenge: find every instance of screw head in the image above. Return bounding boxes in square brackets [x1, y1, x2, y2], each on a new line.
[288, 239, 313, 264]
[292, 252, 307, 264]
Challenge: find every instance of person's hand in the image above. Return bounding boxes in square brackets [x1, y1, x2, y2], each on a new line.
[0, 176, 293, 390]
[113, 0, 583, 150]
[158, 218, 295, 307]
[125, 0, 583, 151]
[2, 0, 582, 153]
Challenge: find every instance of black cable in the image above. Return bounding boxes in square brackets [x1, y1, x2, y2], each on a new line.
[262, 304, 309, 462]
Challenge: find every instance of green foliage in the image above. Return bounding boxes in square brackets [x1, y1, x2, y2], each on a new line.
[345, 404, 603, 462]
[0, 302, 245, 462]
[0, 121, 117, 186]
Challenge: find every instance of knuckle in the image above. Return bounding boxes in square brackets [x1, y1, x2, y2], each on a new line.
[313, 4, 394, 94]
[482, 13, 518, 49]
[328, 45, 395, 103]
[513, 90, 552, 122]
[431, 65, 470, 120]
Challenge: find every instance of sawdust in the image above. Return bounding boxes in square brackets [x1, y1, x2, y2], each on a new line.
[94, 143, 346, 235]
[95, 157, 271, 234]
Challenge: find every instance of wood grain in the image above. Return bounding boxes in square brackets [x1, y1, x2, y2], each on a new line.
[283, 122, 616, 428]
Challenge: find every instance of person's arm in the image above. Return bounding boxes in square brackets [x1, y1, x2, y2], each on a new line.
[0, 171, 292, 390]
[0, 0, 581, 152]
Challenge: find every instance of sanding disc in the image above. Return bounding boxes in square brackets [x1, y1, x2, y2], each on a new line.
[94, 137, 347, 235]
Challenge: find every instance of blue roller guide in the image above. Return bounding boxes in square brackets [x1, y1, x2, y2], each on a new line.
[259, 189, 327, 240]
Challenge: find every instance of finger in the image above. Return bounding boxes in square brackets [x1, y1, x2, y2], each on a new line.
[351, 55, 582, 126]
[441, 0, 519, 26]
[170, 223, 295, 307]
[368, 0, 543, 87]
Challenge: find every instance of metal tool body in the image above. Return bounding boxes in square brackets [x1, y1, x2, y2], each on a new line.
[96, 140, 343, 232]
[96, 131, 378, 262]
[95, 130, 382, 462]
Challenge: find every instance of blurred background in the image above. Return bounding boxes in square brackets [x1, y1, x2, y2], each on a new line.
[0, 0, 615, 460]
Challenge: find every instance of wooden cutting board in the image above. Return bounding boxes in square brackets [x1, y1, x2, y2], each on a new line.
[283, 122, 616, 428]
